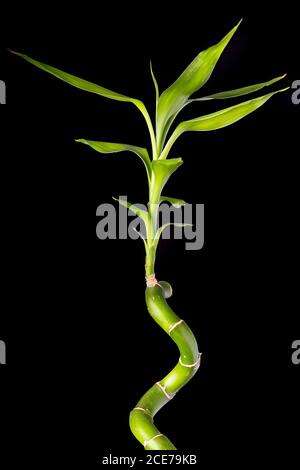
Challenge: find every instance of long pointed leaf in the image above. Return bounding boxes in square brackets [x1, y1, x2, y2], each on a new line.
[158, 74, 285, 150]
[160, 88, 288, 159]
[112, 197, 148, 226]
[75, 139, 151, 181]
[156, 19, 242, 149]
[10, 50, 157, 158]
[150, 61, 159, 103]
[151, 158, 183, 202]
[11, 51, 142, 105]
[160, 196, 187, 208]
[193, 74, 286, 101]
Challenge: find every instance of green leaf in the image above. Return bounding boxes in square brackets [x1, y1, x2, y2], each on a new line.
[160, 196, 187, 208]
[11, 50, 143, 105]
[193, 74, 287, 101]
[179, 88, 288, 132]
[10, 50, 157, 159]
[150, 61, 160, 136]
[150, 61, 159, 103]
[75, 139, 151, 182]
[156, 19, 242, 150]
[160, 88, 288, 159]
[112, 197, 148, 226]
[157, 107, 184, 158]
[150, 158, 183, 202]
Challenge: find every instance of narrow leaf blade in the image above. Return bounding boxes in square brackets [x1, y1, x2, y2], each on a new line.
[160, 88, 288, 159]
[151, 158, 183, 199]
[160, 196, 187, 208]
[150, 61, 159, 103]
[10, 50, 147, 115]
[193, 74, 287, 101]
[112, 197, 148, 225]
[179, 88, 288, 133]
[75, 139, 151, 180]
[156, 20, 242, 145]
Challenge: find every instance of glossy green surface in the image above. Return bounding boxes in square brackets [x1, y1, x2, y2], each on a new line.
[160, 88, 288, 159]
[156, 19, 243, 152]
[194, 74, 287, 101]
[76, 139, 152, 182]
[129, 284, 199, 450]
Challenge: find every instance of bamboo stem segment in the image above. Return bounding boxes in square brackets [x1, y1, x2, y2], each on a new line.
[129, 283, 201, 450]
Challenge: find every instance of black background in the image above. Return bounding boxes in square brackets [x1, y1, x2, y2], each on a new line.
[1, 4, 299, 467]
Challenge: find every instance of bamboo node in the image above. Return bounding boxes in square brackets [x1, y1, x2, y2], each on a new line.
[146, 273, 158, 287]
[179, 352, 202, 369]
[133, 407, 152, 417]
[168, 319, 183, 334]
[155, 381, 176, 400]
[144, 433, 164, 448]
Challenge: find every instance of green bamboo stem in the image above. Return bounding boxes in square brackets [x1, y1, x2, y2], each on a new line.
[130, 121, 201, 449]
[129, 284, 200, 450]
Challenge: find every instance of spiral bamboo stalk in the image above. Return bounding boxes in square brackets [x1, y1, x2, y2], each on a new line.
[129, 281, 201, 450]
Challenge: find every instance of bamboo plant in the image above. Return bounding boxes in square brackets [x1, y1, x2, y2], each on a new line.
[11, 19, 287, 450]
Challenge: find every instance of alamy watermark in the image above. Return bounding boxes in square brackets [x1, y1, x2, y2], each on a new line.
[0, 340, 6, 364]
[0, 80, 6, 104]
[291, 340, 300, 365]
[96, 198, 204, 250]
[291, 80, 300, 105]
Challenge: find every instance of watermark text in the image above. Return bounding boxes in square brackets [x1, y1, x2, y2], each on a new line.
[291, 340, 300, 365]
[96, 198, 204, 251]
[0, 80, 6, 104]
[291, 80, 300, 105]
[0, 340, 6, 364]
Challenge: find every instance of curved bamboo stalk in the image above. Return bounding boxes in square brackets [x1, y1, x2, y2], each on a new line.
[129, 283, 201, 450]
